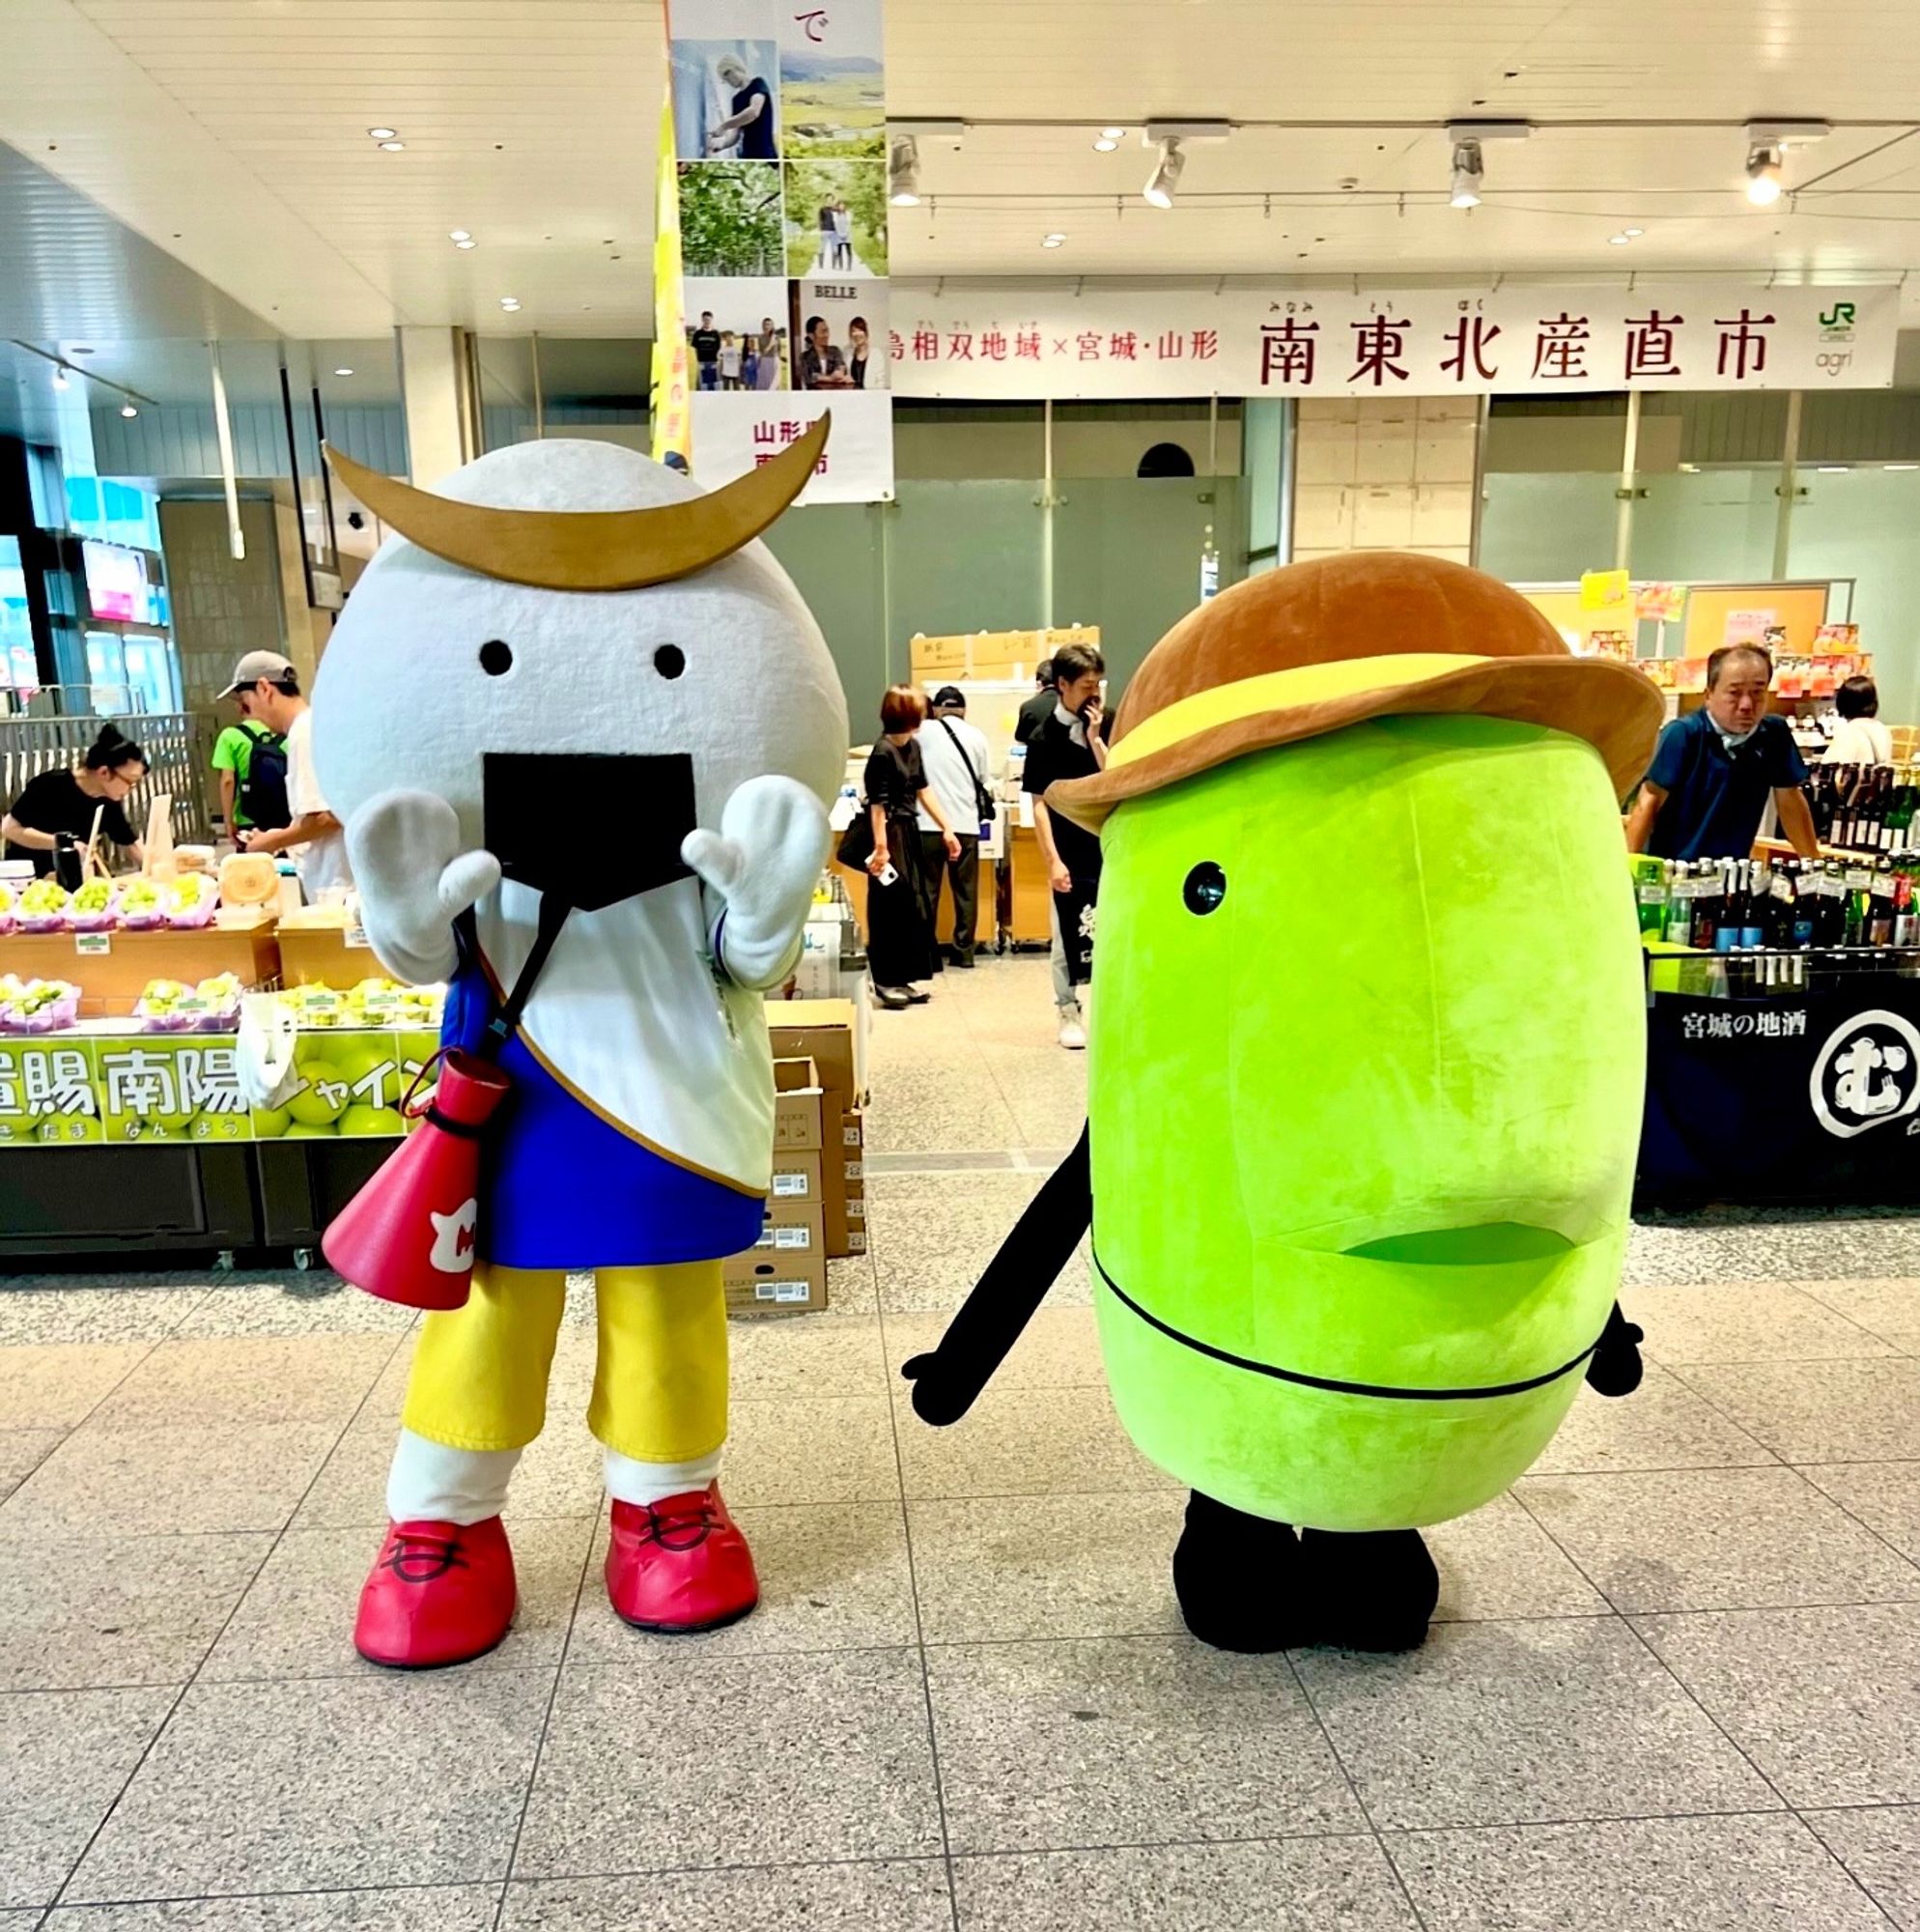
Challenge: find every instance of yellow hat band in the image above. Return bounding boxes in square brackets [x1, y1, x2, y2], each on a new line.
[1111, 652, 1496, 771]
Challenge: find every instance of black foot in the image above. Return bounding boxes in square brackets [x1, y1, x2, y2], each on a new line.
[1298, 1527, 1439, 1652]
[1172, 1492, 1312, 1653]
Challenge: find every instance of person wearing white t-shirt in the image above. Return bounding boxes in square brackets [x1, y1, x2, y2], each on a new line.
[218, 649, 353, 898]
[916, 686, 994, 966]
[1822, 674, 1894, 768]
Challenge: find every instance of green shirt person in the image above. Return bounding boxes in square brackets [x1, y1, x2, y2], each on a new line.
[211, 658, 294, 833]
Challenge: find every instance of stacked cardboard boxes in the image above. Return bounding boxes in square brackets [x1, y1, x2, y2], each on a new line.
[722, 1058, 829, 1314]
[765, 996, 868, 1262]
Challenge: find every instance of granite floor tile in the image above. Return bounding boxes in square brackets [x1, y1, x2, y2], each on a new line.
[0, 1686, 175, 1909]
[513, 1649, 942, 1875]
[893, 1379, 1175, 1499]
[1292, 1616, 1779, 1831]
[1621, 1281, 1901, 1365]
[568, 1501, 915, 1663]
[0, 1285, 206, 1347]
[1799, 1278, 1920, 1353]
[0, 1426, 67, 1501]
[1426, 1496, 1610, 1623]
[724, 1313, 890, 1398]
[1514, 1465, 1920, 1611]
[822, 1251, 880, 1318]
[1634, 1603, 1920, 1806]
[42, 1887, 502, 1929]
[176, 1279, 418, 1340]
[865, 1172, 1046, 1314]
[500, 1862, 953, 1930]
[0, 1421, 343, 1538]
[1624, 1218, 1920, 1287]
[203, 1516, 593, 1681]
[724, 1395, 899, 1505]
[953, 1836, 1419, 1930]
[87, 1335, 401, 1431]
[862, 1056, 1021, 1153]
[0, 1530, 271, 1691]
[0, 1343, 151, 1430]
[885, 1306, 1103, 1389]
[928, 1634, 1364, 1855]
[1678, 1357, 1920, 1463]
[1388, 1811, 1890, 1930]
[294, 1412, 603, 1530]
[1802, 1461, 1920, 1561]
[911, 1490, 1186, 1643]
[1805, 1804, 1920, 1931]
[1525, 1365, 1777, 1474]
[66, 1670, 552, 1901]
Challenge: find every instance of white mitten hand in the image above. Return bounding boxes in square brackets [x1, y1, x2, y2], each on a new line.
[682, 776, 830, 989]
[345, 788, 501, 986]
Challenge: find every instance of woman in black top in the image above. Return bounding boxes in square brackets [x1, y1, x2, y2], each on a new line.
[862, 686, 960, 1009]
[2, 723, 147, 877]
[848, 316, 871, 389]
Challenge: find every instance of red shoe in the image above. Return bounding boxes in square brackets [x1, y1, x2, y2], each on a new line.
[353, 1516, 517, 1669]
[605, 1486, 759, 1634]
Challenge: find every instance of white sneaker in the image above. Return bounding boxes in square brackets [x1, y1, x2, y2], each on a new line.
[1058, 1007, 1087, 1050]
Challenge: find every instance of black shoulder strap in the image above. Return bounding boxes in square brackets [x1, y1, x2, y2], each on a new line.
[455, 894, 573, 1064]
[936, 715, 983, 788]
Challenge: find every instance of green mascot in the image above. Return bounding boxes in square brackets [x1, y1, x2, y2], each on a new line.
[902, 552, 1664, 1652]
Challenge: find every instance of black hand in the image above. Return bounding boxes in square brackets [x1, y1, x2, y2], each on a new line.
[1585, 1302, 1645, 1398]
[899, 1351, 972, 1427]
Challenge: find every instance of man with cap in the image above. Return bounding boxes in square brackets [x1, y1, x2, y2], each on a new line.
[917, 686, 994, 966]
[219, 650, 353, 898]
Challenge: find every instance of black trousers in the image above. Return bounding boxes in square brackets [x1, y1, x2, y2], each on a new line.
[920, 831, 981, 960]
[866, 817, 937, 988]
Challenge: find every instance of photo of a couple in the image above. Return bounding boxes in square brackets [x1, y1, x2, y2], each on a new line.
[790, 280, 889, 392]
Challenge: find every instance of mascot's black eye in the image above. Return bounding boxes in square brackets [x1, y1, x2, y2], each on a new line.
[478, 639, 513, 676]
[1183, 862, 1228, 915]
[654, 644, 686, 679]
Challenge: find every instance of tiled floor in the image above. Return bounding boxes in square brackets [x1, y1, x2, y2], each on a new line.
[1, 956, 1918, 1929]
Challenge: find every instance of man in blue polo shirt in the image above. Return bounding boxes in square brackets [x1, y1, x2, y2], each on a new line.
[1625, 643, 1820, 862]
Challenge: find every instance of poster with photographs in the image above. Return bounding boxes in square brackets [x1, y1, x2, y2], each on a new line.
[667, 0, 892, 500]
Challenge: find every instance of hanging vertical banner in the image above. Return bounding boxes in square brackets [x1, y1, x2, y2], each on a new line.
[650, 78, 692, 471]
[666, 0, 891, 503]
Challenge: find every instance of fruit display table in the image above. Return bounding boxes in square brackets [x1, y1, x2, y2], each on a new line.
[0, 917, 282, 1019]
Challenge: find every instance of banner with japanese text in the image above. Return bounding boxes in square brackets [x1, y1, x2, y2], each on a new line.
[649, 79, 692, 471]
[890, 284, 1899, 401]
[667, 0, 892, 501]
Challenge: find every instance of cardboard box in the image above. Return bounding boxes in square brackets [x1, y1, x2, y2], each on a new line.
[766, 996, 866, 1110]
[723, 1194, 829, 1313]
[820, 1105, 864, 1259]
[768, 1149, 822, 1205]
[773, 1058, 823, 1151]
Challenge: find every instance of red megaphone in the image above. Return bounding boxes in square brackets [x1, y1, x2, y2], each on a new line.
[321, 1049, 512, 1311]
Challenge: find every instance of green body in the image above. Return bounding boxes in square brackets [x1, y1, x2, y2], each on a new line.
[1087, 715, 1645, 1530]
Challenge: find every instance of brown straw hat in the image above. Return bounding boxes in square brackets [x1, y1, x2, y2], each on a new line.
[1047, 552, 1664, 833]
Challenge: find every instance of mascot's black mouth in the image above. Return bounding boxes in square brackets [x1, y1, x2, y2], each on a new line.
[484, 752, 696, 910]
[1089, 1249, 1602, 1403]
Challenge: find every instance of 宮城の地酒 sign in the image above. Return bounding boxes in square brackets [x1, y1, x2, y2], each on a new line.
[890, 285, 1899, 401]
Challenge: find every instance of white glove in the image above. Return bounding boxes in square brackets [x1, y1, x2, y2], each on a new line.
[345, 789, 500, 986]
[682, 776, 830, 990]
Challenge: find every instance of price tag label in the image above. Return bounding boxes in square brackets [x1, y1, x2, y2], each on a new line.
[345, 925, 373, 950]
[73, 931, 111, 956]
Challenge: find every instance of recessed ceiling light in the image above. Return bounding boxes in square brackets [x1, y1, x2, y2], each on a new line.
[454, 238, 476, 249]
[499, 297, 522, 310]
[1817, 464, 1849, 473]
[1101, 127, 1125, 140]
[1885, 462, 1920, 471]
[448, 229, 471, 242]
[379, 140, 406, 152]
[1093, 136, 1119, 151]
[119, 403, 138, 418]
[1607, 232, 1631, 244]
[367, 127, 397, 141]
[1041, 232, 1066, 247]
[333, 367, 353, 377]
[1623, 226, 1644, 237]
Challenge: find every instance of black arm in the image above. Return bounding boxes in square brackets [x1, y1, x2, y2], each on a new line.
[899, 1122, 1092, 1425]
[1584, 1300, 1645, 1398]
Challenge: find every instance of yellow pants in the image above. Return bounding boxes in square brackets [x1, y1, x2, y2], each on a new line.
[401, 1259, 728, 1464]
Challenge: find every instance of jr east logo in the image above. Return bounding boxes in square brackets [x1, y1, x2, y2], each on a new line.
[1809, 1009, 1920, 1139]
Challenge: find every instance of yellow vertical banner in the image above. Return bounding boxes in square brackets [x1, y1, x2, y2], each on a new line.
[650, 74, 692, 471]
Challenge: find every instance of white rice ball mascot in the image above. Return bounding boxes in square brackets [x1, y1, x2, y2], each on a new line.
[314, 427, 846, 1667]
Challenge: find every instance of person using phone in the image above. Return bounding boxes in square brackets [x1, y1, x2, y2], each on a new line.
[862, 685, 960, 1009]
[1022, 642, 1108, 1048]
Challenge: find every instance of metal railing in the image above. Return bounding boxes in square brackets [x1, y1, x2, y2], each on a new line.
[0, 713, 215, 851]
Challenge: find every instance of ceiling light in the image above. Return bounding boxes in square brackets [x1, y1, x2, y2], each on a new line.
[379, 140, 406, 152]
[1886, 463, 1920, 471]
[333, 367, 353, 377]
[499, 297, 521, 310]
[1623, 226, 1644, 237]
[367, 127, 397, 141]
[454, 237, 476, 249]
[1144, 136, 1185, 208]
[1745, 144, 1784, 204]
[1607, 231, 1631, 245]
[119, 403, 138, 418]
[448, 229, 470, 242]
[1449, 139, 1483, 209]
[1817, 464, 1849, 473]
[1679, 463, 1700, 472]
[51, 369, 69, 390]
[1041, 232, 1066, 247]
[888, 134, 920, 207]
[1093, 135, 1119, 151]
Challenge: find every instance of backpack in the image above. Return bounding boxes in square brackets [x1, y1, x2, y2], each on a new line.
[236, 722, 291, 830]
